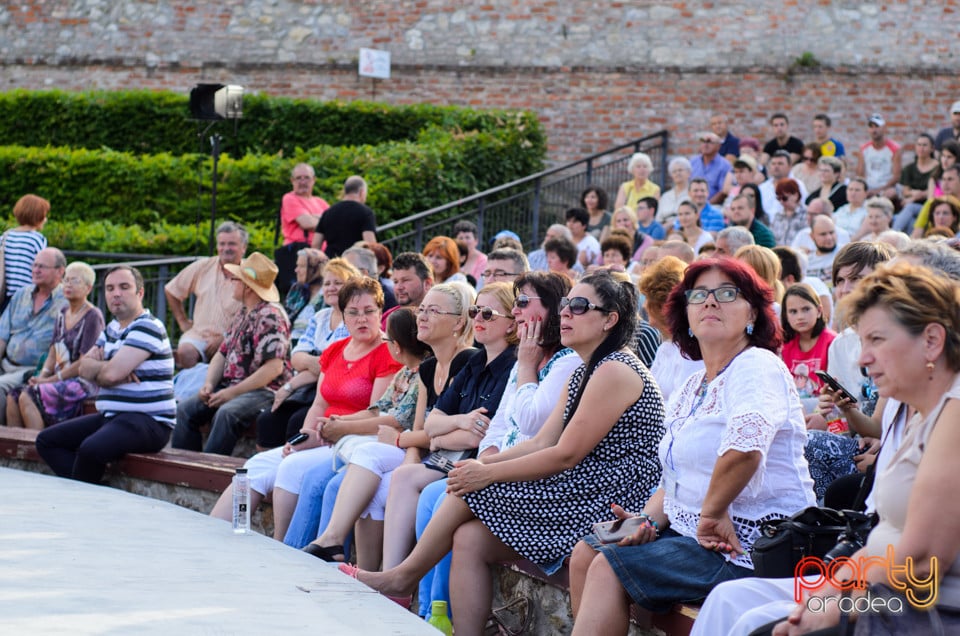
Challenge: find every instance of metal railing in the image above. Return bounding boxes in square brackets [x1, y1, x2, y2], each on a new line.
[376, 130, 669, 254]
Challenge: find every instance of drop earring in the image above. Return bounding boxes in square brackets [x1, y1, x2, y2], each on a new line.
[688, 327, 694, 338]
[746, 323, 754, 336]
[927, 360, 935, 380]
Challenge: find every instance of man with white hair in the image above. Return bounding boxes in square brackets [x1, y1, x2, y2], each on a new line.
[714, 226, 754, 257]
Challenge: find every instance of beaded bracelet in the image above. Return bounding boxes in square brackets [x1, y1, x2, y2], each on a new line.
[637, 513, 660, 537]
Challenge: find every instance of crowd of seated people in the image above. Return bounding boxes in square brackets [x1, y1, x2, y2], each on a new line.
[9, 98, 960, 634]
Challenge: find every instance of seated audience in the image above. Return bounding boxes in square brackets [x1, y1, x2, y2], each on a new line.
[658, 157, 692, 225]
[343, 245, 397, 309]
[479, 248, 529, 288]
[789, 142, 822, 194]
[772, 246, 832, 326]
[921, 194, 960, 236]
[636, 196, 667, 240]
[6, 262, 104, 429]
[344, 271, 666, 635]
[283, 247, 326, 344]
[565, 207, 602, 267]
[832, 176, 870, 240]
[569, 258, 815, 633]
[210, 277, 402, 539]
[172, 253, 292, 456]
[714, 226, 755, 257]
[770, 178, 808, 247]
[255, 258, 360, 449]
[452, 220, 488, 282]
[543, 236, 580, 282]
[580, 186, 612, 240]
[805, 156, 847, 210]
[614, 152, 661, 210]
[860, 195, 895, 242]
[0, 248, 67, 425]
[35, 266, 176, 483]
[164, 221, 246, 369]
[676, 200, 714, 254]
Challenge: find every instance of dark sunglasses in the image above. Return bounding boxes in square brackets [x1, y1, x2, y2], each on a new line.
[513, 294, 541, 308]
[468, 305, 514, 321]
[560, 296, 609, 315]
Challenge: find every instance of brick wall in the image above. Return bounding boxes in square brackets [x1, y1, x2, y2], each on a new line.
[2, 1, 957, 164]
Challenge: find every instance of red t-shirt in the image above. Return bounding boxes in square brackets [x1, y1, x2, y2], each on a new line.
[281, 192, 329, 245]
[319, 338, 402, 416]
[781, 328, 837, 398]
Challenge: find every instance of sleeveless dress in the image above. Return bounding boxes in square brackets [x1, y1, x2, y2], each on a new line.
[462, 350, 665, 573]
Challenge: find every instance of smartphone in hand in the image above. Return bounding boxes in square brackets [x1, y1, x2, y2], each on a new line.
[814, 370, 858, 404]
[287, 432, 310, 446]
[592, 516, 648, 544]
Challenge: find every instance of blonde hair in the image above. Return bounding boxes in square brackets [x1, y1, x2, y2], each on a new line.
[426, 281, 475, 348]
[65, 261, 96, 288]
[323, 258, 362, 285]
[475, 281, 519, 346]
[734, 245, 785, 303]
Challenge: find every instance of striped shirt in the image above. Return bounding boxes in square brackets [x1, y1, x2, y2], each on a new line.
[2, 230, 47, 299]
[95, 310, 176, 427]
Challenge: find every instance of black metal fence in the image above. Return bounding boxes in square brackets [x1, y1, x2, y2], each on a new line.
[376, 131, 669, 254]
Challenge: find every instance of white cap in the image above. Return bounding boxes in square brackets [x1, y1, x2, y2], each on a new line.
[952, 100, 960, 114]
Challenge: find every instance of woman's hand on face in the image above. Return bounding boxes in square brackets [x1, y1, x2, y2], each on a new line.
[377, 425, 400, 446]
[446, 459, 492, 496]
[517, 317, 546, 368]
[696, 511, 743, 556]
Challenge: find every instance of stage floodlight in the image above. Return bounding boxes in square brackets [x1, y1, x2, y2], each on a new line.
[189, 83, 244, 120]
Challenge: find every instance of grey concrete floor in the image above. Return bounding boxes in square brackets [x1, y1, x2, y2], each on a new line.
[0, 467, 436, 635]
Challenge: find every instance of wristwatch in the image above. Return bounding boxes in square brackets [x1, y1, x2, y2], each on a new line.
[283, 383, 293, 392]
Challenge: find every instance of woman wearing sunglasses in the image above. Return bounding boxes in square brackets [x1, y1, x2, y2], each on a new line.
[410, 271, 581, 618]
[341, 270, 666, 635]
[570, 258, 815, 635]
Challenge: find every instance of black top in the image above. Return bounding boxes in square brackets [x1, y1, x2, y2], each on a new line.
[419, 348, 477, 411]
[434, 345, 517, 419]
[316, 199, 377, 257]
[763, 136, 804, 157]
[805, 183, 848, 211]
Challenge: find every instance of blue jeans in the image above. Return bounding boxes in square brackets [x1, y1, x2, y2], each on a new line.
[283, 462, 342, 549]
[416, 479, 452, 617]
[172, 388, 273, 455]
[584, 529, 752, 612]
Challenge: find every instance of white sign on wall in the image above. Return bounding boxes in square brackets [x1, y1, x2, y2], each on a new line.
[359, 48, 391, 79]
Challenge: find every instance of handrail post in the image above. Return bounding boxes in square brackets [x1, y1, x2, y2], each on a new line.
[660, 131, 669, 191]
[531, 177, 542, 250]
[586, 158, 593, 184]
[414, 218, 424, 253]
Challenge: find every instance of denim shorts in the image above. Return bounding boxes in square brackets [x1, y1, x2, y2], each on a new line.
[583, 528, 752, 612]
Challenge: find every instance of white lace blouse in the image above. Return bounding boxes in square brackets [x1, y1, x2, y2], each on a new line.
[658, 347, 816, 568]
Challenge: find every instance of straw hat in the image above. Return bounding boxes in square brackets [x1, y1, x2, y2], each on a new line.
[224, 252, 280, 303]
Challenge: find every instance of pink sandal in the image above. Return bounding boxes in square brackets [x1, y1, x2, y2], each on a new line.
[337, 564, 413, 610]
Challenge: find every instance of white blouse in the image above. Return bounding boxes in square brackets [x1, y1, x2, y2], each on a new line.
[650, 341, 704, 404]
[659, 347, 816, 568]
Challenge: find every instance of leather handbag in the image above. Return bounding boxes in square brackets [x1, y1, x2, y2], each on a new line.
[750, 506, 851, 578]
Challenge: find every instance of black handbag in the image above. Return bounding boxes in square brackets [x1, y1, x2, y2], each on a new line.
[750, 506, 851, 578]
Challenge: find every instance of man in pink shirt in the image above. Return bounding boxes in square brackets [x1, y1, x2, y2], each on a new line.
[281, 163, 329, 245]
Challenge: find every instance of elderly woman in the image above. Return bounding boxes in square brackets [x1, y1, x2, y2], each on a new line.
[658, 157, 692, 225]
[211, 277, 402, 539]
[643, 256, 704, 403]
[569, 258, 815, 634]
[860, 196, 895, 242]
[806, 156, 847, 210]
[284, 247, 326, 344]
[342, 271, 666, 636]
[2, 194, 49, 310]
[254, 258, 361, 448]
[614, 152, 661, 211]
[423, 236, 466, 284]
[5, 262, 104, 429]
[698, 262, 960, 635]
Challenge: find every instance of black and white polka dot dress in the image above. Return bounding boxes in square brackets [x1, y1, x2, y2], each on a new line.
[462, 351, 665, 573]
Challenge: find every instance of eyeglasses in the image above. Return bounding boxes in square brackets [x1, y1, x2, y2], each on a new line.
[513, 294, 541, 309]
[685, 287, 741, 304]
[481, 269, 518, 279]
[344, 308, 379, 319]
[468, 305, 514, 321]
[417, 306, 460, 318]
[62, 276, 87, 286]
[33, 263, 58, 270]
[559, 297, 609, 315]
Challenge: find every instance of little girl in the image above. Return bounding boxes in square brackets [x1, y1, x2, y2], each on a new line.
[780, 283, 837, 402]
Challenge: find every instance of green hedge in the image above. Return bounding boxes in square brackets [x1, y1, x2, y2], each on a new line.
[0, 89, 543, 157]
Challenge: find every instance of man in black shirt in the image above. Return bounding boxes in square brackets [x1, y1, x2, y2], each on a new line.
[761, 112, 804, 166]
[312, 175, 377, 257]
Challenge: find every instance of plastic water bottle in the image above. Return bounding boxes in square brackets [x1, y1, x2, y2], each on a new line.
[232, 468, 251, 534]
[427, 600, 452, 635]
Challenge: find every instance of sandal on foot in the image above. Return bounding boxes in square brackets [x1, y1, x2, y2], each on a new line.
[302, 543, 345, 562]
[337, 564, 412, 609]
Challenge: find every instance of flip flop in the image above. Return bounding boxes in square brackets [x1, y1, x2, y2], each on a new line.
[337, 564, 412, 610]
[302, 543, 344, 562]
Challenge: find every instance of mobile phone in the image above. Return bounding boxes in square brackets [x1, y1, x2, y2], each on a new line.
[287, 432, 310, 446]
[814, 370, 858, 404]
[591, 516, 648, 544]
